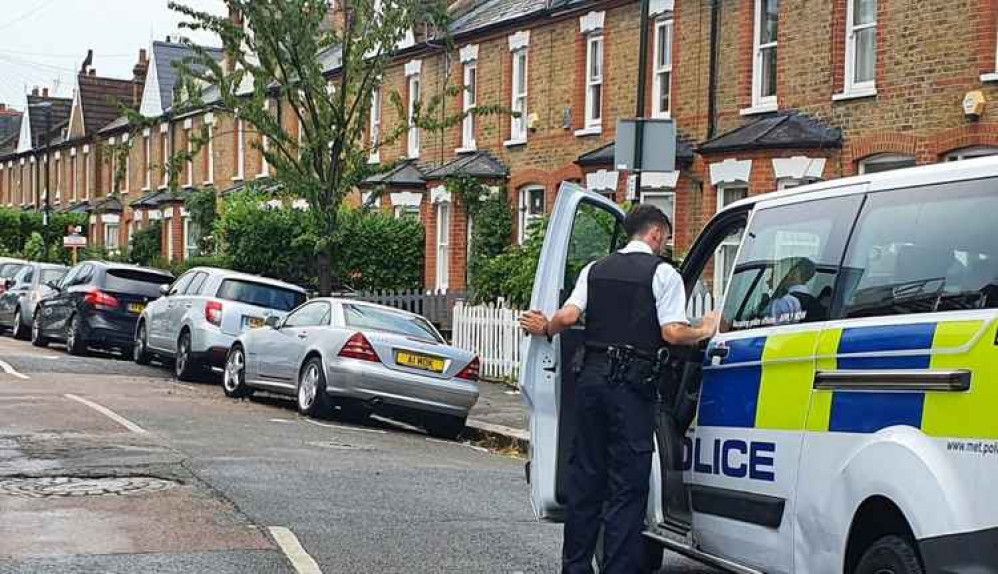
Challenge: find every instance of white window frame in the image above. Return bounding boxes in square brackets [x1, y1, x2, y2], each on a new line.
[460, 62, 478, 151]
[435, 202, 450, 290]
[205, 114, 215, 184]
[104, 222, 120, 251]
[508, 49, 529, 145]
[235, 117, 245, 180]
[83, 148, 90, 200]
[407, 74, 421, 159]
[518, 185, 546, 244]
[165, 217, 174, 261]
[749, 0, 778, 112]
[640, 190, 676, 245]
[652, 18, 673, 119]
[836, 0, 878, 100]
[857, 153, 915, 174]
[583, 34, 604, 131]
[945, 146, 998, 162]
[714, 183, 749, 300]
[369, 85, 382, 163]
[160, 129, 169, 189]
[122, 134, 130, 193]
[185, 123, 194, 187]
[72, 150, 79, 202]
[183, 217, 199, 259]
[143, 132, 151, 190]
[259, 102, 272, 178]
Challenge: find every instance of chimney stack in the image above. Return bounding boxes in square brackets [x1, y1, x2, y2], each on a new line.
[132, 49, 149, 104]
[31, 87, 39, 97]
[42, 87, 49, 98]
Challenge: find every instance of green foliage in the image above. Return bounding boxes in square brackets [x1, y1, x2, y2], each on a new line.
[331, 208, 424, 291]
[185, 188, 218, 255]
[470, 218, 548, 307]
[21, 233, 47, 262]
[129, 222, 163, 267]
[0, 207, 88, 264]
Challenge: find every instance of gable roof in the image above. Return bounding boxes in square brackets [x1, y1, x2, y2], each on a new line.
[142, 40, 224, 117]
[424, 150, 508, 180]
[75, 73, 139, 136]
[360, 159, 429, 188]
[698, 111, 842, 154]
[21, 94, 73, 151]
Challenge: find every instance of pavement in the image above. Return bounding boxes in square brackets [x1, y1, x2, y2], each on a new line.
[0, 335, 716, 573]
[466, 381, 530, 451]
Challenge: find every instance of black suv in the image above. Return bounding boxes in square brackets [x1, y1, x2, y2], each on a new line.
[32, 261, 174, 356]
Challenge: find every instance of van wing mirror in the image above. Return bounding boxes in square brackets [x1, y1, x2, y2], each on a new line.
[265, 315, 281, 329]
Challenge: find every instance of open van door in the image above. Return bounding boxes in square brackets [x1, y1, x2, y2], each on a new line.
[521, 182, 627, 521]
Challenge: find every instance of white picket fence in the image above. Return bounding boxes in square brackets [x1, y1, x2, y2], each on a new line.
[450, 291, 717, 383]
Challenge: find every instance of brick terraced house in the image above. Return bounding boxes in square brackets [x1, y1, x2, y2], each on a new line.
[3, 0, 998, 296]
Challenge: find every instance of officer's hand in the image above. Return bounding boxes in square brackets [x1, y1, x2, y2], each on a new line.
[699, 310, 721, 340]
[520, 310, 550, 337]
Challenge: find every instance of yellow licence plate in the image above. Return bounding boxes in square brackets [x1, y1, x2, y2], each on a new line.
[395, 351, 445, 373]
[128, 303, 145, 315]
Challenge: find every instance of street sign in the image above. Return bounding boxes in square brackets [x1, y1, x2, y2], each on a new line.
[63, 235, 87, 248]
[614, 118, 676, 173]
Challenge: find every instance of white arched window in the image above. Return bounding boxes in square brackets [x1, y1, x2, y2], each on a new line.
[518, 185, 546, 244]
[945, 146, 998, 162]
[857, 153, 915, 175]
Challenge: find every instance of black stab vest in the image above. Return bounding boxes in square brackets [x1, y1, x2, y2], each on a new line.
[584, 251, 663, 354]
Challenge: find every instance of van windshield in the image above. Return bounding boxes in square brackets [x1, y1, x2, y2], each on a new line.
[216, 279, 305, 312]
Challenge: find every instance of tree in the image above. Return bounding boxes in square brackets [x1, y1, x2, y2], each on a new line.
[169, 0, 500, 295]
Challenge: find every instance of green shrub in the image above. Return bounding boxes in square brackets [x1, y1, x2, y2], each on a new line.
[129, 222, 163, 267]
[330, 208, 424, 291]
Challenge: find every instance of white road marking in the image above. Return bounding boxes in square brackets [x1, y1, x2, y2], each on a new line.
[425, 437, 491, 453]
[304, 418, 387, 435]
[269, 418, 295, 424]
[64, 394, 148, 434]
[269, 526, 323, 574]
[0, 358, 28, 379]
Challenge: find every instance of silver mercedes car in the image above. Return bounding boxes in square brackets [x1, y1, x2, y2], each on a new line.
[222, 298, 480, 439]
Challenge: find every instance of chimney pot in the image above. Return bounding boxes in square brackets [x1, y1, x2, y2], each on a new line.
[140, 48, 147, 63]
[0, 104, 5, 111]
[89, 69, 96, 76]
[42, 88, 49, 97]
[31, 87, 39, 96]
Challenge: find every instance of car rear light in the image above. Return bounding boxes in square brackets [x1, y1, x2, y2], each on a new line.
[205, 300, 223, 326]
[338, 332, 381, 363]
[456, 357, 481, 382]
[83, 289, 119, 310]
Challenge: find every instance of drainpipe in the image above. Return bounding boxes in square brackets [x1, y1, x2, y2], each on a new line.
[707, 0, 721, 139]
[633, 0, 652, 197]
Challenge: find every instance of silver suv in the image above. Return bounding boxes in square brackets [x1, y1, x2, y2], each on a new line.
[134, 267, 307, 381]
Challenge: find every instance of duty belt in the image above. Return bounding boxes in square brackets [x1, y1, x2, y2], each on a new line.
[585, 343, 670, 387]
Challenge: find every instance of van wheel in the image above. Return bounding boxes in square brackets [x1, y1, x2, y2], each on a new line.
[133, 322, 152, 365]
[30, 311, 48, 347]
[12, 309, 29, 340]
[297, 357, 332, 418]
[854, 535, 923, 574]
[65, 314, 87, 356]
[222, 345, 253, 398]
[425, 414, 466, 440]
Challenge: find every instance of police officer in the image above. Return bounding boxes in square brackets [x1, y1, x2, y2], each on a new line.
[521, 204, 719, 574]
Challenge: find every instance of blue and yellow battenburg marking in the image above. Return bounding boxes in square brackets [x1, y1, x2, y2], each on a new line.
[699, 319, 998, 438]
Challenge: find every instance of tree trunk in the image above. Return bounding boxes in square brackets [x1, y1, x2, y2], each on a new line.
[317, 249, 332, 297]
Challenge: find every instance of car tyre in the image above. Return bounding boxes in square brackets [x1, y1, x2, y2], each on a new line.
[337, 400, 372, 425]
[174, 330, 201, 382]
[133, 322, 152, 365]
[854, 535, 923, 574]
[11, 309, 29, 340]
[297, 357, 332, 418]
[65, 314, 87, 356]
[30, 310, 48, 347]
[222, 345, 253, 398]
[425, 414, 467, 440]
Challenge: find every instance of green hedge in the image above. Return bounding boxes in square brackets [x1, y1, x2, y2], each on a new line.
[0, 207, 89, 264]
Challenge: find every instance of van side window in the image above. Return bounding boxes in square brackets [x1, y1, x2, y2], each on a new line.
[721, 196, 862, 332]
[838, 180, 998, 318]
[562, 202, 627, 305]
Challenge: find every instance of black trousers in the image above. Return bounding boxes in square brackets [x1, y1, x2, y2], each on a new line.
[562, 357, 656, 574]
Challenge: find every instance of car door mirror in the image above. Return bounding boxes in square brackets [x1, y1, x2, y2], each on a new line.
[159, 284, 171, 297]
[45, 280, 62, 292]
[265, 315, 281, 329]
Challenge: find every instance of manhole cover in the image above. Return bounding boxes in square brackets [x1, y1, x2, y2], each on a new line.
[0, 476, 179, 498]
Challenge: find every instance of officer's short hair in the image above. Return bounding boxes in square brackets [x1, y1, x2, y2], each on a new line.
[624, 204, 672, 238]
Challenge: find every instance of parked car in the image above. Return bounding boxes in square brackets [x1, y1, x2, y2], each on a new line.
[0, 257, 27, 297]
[222, 298, 480, 439]
[0, 262, 68, 339]
[31, 261, 174, 356]
[134, 267, 308, 381]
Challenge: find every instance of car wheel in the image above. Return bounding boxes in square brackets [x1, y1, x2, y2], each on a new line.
[133, 322, 152, 365]
[30, 310, 48, 347]
[222, 345, 253, 398]
[854, 535, 923, 574]
[425, 414, 467, 440]
[65, 314, 87, 356]
[174, 331, 201, 382]
[11, 309, 29, 340]
[297, 357, 332, 418]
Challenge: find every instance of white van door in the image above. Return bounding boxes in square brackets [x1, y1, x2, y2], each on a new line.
[521, 182, 627, 520]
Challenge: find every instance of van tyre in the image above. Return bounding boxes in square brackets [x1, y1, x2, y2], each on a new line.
[854, 535, 923, 574]
[174, 331, 201, 382]
[297, 357, 332, 418]
[65, 314, 86, 356]
[425, 414, 466, 440]
[30, 311, 47, 347]
[133, 322, 152, 365]
[222, 345, 253, 398]
[11, 309, 29, 340]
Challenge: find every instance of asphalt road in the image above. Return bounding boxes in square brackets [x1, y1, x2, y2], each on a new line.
[0, 335, 716, 574]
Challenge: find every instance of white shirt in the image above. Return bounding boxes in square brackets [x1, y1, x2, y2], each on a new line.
[564, 240, 689, 326]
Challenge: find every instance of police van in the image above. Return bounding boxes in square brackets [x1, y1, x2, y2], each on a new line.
[521, 157, 998, 573]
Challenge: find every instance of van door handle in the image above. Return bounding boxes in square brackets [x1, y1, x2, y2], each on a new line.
[297, 332, 308, 339]
[542, 364, 558, 373]
[707, 346, 730, 360]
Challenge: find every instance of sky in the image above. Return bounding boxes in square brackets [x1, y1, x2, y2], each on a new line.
[0, 0, 226, 110]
